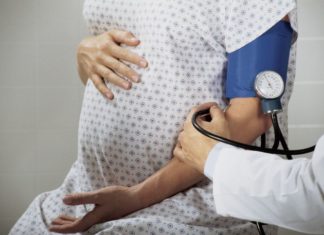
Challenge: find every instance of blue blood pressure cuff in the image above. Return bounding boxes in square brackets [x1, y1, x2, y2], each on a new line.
[226, 21, 293, 99]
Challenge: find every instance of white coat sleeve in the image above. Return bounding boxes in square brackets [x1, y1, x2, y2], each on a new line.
[209, 135, 324, 234]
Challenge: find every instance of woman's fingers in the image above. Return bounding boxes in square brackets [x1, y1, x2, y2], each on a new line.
[49, 220, 81, 234]
[108, 29, 140, 46]
[103, 43, 148, 68]
[78, 29, 148, 97]
[98, 54, 140, 83]
[49, 209, 100, 233]
[58, 215, 78, 222]
[94, 64, 131, 90]
[63, 191, 99, 206]
[73, 207, 102, 232]
[91, 73, 114, 100]
[51, 218, 70, 226]
[51, 216, 76, 226]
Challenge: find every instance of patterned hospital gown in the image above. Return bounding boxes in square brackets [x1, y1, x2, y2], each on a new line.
[10, 0, 298, 234]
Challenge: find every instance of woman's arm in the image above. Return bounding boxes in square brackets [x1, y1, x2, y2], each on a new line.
[49, 15, 292, 233]
[224, 98, 272, 144]
[133, 97, 271, 208]
[48, 99, 273, 234]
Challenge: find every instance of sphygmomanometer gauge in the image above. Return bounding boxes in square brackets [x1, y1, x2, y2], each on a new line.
[255, 71, 285, 99]
[255, 71, 285, 114]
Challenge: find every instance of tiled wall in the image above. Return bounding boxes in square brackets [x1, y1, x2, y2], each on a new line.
[0, 0, 323, 234]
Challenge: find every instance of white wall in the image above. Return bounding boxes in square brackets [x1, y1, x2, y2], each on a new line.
[0, 0, 323, 234]
[0, 0, 87, 232]
[288, 0, 324, 150]
[280, 1, 324, 234]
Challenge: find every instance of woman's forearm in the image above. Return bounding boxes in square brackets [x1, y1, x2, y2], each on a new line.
[133, 97, 271, 209]
[133, 157, 203, 208]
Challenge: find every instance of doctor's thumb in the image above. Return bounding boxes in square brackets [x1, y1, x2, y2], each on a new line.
[209, 104, 225, 121]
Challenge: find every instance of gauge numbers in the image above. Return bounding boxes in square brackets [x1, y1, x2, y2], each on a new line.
[255, 71, 285, 99]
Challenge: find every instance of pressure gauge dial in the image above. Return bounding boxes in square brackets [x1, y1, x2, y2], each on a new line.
[254, 71, 285, 99]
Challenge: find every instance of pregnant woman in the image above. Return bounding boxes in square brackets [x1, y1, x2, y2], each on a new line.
[10, 0, 298, 234]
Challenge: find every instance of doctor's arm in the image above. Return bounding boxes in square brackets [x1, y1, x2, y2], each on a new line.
[176, 104, 324, 234]
[211, 137, 324, 234]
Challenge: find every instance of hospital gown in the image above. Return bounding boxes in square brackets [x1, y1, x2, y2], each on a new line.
[10, 0, 298, 234]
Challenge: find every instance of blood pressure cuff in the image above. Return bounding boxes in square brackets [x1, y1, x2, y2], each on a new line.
[226, 21, 293, 99]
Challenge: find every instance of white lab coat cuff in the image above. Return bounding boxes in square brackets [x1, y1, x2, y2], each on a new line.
[204, 143, 234, 180]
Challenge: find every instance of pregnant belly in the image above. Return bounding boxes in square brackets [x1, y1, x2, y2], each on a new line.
[76, 47, 223, 186]
[77, 78, 190, 186]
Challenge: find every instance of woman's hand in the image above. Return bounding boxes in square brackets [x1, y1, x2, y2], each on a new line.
[48, 185, 141, 233]
[77, 29, 148, 99]
[174, 103, 230, 173]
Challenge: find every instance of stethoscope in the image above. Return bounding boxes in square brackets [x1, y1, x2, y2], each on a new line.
[192, 71, 316, 235]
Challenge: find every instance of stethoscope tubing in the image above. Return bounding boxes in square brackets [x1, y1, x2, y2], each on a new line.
[192, 109, 316, 156]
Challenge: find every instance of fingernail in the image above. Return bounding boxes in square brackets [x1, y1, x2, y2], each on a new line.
[139, 60, 148, 68]
[132, 74, 140, 82]
[129, 37, 139, 43]
[63, 197, 72, 204]
[124, 82, 131, 89]
[105, 93, 113, 100]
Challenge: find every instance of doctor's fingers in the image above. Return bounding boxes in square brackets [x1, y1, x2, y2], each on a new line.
[209, 105, 231, 138]
[183, 112, 212, 133]
[209, 105, 230, 133]
[184, 102, 218, 126]
[177, 132, 188, 148]
[173, 141, 185, 162]
[209, 105, 226, 122]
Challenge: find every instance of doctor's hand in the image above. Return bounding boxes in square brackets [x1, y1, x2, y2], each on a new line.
[48, 185, 141, 233]
[77, 29, 148, 100]
[174, 103, 230, 173]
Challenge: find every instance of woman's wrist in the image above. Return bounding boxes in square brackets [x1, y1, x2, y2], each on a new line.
[113, 185, 144, 213]
[130, 176, 161, 209]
